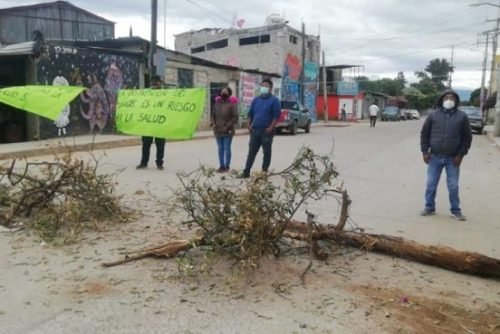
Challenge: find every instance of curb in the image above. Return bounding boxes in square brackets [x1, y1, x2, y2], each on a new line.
[0, 122, 351, 161]
[485, 130, 500, 151]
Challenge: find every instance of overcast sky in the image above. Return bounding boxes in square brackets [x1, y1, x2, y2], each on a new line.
[1, 0, 499, 90]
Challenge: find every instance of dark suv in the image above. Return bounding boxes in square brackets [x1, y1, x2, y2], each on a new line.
[276, 101, 311, 135]
[461, 106, 484, 134]
[381, 106, 401, 121]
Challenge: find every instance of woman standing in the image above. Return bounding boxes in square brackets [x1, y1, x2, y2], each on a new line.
[212, 87, 239, 172]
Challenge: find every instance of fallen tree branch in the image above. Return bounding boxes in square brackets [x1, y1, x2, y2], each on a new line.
[104, 222, 500, 279]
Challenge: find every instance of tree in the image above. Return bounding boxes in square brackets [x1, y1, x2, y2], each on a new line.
[469, 88, 483, 107]
[424, 58, 453, 90]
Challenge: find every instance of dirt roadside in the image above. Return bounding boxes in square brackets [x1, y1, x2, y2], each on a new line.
[1, 191, 499, 334]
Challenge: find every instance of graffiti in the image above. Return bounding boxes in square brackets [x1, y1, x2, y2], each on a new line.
[52, 76, 71, 136]
[284, 53, 301, 81]
[37, 44, 140, 138]
[239, 72, 260, 121]
[104, 62, 124, 122]
[303, 62, 318, 121]
[80, 74, 110, 133]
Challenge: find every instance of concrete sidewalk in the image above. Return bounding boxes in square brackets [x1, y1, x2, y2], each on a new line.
[0, 121, 353, 160]
[485, 125, 500, 151]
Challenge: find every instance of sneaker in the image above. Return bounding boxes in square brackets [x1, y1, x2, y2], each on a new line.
[450, 212, 466, 221]
[420, 209, 436, 216]
[223, 167, 230, 172]
[236, 172, 250, 179]
[157, 165, 164, 170]
[216, 167, 225, 173]
[136, 164, 147, 169]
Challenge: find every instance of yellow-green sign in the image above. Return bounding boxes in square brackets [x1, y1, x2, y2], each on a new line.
[116, 88, 206, 140]
[0, 85, 84, 120]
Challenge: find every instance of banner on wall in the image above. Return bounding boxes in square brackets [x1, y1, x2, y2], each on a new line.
[0, 85, 84, 120]
[116, 88, 206, 140]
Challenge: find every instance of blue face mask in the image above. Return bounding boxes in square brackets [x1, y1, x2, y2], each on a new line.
[260, 86, 270, 95]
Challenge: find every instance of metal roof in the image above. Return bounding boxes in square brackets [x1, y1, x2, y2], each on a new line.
[0, 1, 114, 24]
[0, 41, 35, 56]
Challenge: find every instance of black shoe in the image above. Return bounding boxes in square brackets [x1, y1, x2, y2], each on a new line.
[157, 165, 164, 170]
[236, 172, 250, 179]
[136, 164, 147, 169]
[217, 167, 225, 173]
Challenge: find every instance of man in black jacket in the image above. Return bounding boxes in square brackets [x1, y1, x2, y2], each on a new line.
[136, 75, 166, 170]
[420, 89, 472, 221]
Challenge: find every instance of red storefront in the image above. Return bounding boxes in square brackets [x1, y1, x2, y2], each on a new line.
[316, 92, 365, 121]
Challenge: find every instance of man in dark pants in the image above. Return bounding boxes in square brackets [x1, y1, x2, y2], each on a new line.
[136, 75, 166, 170]
[420, 89, 472, 221]
[238, 78, 281, 178]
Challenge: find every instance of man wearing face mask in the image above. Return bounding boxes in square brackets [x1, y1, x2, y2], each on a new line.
[420, 89, 472, 221]
[238, 78, 281, 178]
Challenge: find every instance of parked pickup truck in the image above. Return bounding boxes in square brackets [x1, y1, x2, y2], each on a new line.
[276, 101, 311, 135]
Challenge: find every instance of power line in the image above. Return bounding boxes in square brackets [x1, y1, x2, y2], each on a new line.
[184, 0, 233, 25]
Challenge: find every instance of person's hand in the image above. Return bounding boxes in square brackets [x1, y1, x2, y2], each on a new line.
[265, 126, 274, 134]
[247, 123, 253, 133]
[453, 155, 463, 167]
[422, 153, 431, 164]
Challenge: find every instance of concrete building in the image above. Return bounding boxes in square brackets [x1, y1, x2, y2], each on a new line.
[174, 15, 321, 119]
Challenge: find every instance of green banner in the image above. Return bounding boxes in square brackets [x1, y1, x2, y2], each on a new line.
[0, 85, 84, 120]
[116, 88, 206, 140]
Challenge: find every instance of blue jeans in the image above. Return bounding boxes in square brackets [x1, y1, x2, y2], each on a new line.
[243, 128, 274, 174]
[215, 135, 233, 169]
[424, 155, 461, 214]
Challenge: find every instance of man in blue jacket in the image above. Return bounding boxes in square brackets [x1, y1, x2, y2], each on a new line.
[420, 89, 472, 221]
[238, 79, 281, 178]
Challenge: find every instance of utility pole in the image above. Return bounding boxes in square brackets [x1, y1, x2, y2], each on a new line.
[322, 51, 328, 122]
[149, 0, 158, 87]
[479, 32, 490, 115]
[300, 22, 306, 105]
[487, 18, 500, 100]
[448, 45, 454, 88]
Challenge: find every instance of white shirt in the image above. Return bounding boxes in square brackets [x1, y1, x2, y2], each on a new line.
[369, 104, 379, 116]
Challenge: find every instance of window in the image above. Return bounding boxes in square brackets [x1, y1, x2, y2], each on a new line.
[177, 68, 193, 88]
[289, 35, 297, 44]
[239, 34, 271, 46]
[191, 46, 205, 53]
[206, 39, 228, 50]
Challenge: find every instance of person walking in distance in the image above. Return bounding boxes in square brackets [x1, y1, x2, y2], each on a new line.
[420, 89, 472, 221]
[238, 79, 281, 178]
[341, 104, 347, 121]
[368, 102, 379, 127]
[212, 87, 239, 172]
[136, 75, 166, 170]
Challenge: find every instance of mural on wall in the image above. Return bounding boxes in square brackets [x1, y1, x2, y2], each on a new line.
[282, 53, 301, 102]
[37, 45, 140, 138]
[52, 75, 71, 136]
[304, 62, 319, 122]
[239, 72, 261, 122]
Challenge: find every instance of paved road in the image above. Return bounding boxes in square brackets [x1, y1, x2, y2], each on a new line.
[1, 119, 500, 334]
[88, 118, 500, 256]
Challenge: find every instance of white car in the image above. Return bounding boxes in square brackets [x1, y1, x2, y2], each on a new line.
[410, 110, 420, 120]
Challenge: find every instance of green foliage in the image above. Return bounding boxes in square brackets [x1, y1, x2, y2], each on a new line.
[469, 88, 483, 107]
[0, 153, 132, 243]
[425, 58, 453, 90]
[170, 147, 340, 271]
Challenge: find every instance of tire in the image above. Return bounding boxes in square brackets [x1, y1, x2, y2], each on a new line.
[289, 121, 298, 135]
[304, 120, 311, 133]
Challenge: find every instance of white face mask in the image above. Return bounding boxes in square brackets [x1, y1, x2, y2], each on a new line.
[260, 86, 270, 95]
[443, 99, 455, 110]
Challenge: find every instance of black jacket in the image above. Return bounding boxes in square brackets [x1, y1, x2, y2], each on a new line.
[420, 89, 472, 157]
